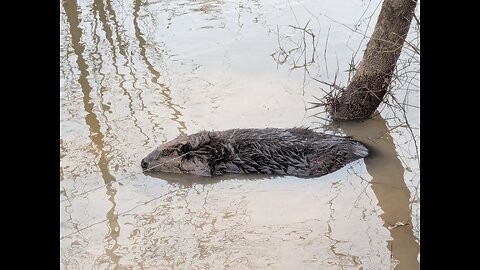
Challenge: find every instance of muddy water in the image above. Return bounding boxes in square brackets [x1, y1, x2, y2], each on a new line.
[60, 0, 420, 269]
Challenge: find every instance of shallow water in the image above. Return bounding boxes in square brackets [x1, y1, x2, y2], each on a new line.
[60, 0, 420, 269]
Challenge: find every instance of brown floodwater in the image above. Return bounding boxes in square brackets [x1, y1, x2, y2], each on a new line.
[60, 0, 420, 269]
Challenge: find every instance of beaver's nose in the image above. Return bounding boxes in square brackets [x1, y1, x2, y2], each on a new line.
[141, 159, 149, 169]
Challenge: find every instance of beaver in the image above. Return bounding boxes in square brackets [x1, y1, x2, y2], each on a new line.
[141, 128, 368, 177]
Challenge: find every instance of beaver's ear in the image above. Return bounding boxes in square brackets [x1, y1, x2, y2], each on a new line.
[189, 132, 212, 149]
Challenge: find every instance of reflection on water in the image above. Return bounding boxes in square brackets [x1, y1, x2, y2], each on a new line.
[133, 0, 187, 136]
[60, 0, 419, 269]
[338, 115, 420, 270]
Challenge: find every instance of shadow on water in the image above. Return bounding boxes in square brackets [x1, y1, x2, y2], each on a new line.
[144, 171, 276, 187]
[330, 114, 420, 270]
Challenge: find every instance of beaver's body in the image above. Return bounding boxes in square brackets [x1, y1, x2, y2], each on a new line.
[141, 128, 368, 177]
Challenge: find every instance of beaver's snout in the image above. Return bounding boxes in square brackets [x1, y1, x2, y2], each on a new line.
[141, 159, 149, 169]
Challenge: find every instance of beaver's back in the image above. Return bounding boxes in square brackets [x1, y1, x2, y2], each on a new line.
[201, 128, 368, 177]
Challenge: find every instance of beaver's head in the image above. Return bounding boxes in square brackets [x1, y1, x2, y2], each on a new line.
[141, 132, 213, 176]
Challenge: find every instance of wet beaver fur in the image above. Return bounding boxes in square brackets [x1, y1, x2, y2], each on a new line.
[141, 128, 368, 177]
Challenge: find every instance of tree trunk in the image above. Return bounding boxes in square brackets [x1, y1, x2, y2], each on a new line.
[328, 0, 417, 121]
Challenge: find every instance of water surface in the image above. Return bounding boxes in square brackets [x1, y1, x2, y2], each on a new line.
[60, 0, 420, 269]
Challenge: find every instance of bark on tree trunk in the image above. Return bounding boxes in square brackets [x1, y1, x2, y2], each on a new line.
[328, 0, 417, 121]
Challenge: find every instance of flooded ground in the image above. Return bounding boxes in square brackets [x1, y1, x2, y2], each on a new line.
[60, 0, 420, 269]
